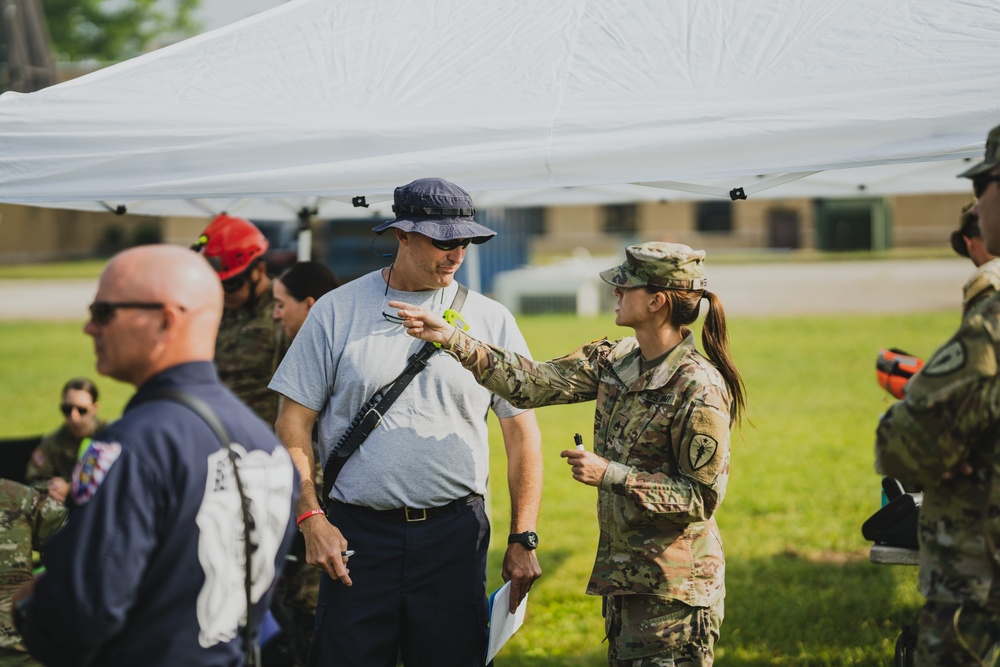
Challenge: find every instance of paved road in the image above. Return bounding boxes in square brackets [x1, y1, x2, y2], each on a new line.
[706, 259, 970, 315]
[0, 258, 975, 320]
[0, 279, 97, 321]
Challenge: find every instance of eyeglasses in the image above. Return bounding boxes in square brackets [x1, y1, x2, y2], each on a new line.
[221, 273, 249, 293]
[88, 301, 165, 326]
[60, 403, 90, 417]
[972, 173, 1000, 199]
[380, 263, 446, 323]
[431, 238, 472, 252]
[381, 263, 405, 323]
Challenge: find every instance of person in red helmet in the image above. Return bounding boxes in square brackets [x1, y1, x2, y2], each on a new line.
[195, 214, 286, 426]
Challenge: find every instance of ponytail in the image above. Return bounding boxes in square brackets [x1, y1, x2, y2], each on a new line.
[652, 287, 747, 427]
[700, 291, 746, 427]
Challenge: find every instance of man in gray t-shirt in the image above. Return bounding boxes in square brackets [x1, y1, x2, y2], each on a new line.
[270, 178, 542, 667]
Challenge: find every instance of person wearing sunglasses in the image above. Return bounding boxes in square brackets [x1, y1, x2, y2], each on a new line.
[13, 244, 299, 667]
[270, 177, 542, 667]
[194, 213, 286, 427]
[25, 377, 105, 504]
[877, 124, 1000, 667]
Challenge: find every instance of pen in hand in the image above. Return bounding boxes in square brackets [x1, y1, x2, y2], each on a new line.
[574, 433, 584, 451]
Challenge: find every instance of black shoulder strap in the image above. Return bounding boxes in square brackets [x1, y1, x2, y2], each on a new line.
[141, 388, 260, 667]
[321, 283, 469, 504]
[148, 388, 231, 447]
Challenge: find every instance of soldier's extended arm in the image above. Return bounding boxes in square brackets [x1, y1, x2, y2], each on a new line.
[393, 300, 604, 407]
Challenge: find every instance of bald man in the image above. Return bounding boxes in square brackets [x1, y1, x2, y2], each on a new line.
[13, 245, 299, 667]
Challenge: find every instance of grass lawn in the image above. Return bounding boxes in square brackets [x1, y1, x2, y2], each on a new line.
[0, 309, 959, 665]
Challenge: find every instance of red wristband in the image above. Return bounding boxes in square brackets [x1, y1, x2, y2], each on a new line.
[296, 508, 325, 526]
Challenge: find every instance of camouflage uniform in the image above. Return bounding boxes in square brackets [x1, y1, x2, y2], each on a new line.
[443, 325, 731, 665]
[0, 480, 67, 665]
[24, 419, 106, 494]
[215, 283, 285, 426]
[962, 257, 1000, 318]
[875, 292, 1000, 666]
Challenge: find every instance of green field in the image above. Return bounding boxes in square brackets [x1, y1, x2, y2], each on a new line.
[0, 310, 959, 665]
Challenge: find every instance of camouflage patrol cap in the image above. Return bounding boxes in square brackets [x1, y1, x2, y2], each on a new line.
[599, 242, 707, 290]
[959, 124, 1000, 178]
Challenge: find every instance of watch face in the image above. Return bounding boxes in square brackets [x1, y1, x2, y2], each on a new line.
[510, 531, 539, 549]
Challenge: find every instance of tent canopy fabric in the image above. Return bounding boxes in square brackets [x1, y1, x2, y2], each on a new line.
[0, 0, 997, 214]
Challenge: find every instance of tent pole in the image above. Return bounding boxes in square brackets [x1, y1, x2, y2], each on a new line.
[297, 206, 315, 261]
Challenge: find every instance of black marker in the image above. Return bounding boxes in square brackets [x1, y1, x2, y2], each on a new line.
[574, 433, 584, 451]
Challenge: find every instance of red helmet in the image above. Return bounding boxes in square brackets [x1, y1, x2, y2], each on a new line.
[194, 214, 269, 280]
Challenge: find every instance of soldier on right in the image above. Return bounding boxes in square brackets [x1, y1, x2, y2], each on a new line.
[875, 124, 1000, 666]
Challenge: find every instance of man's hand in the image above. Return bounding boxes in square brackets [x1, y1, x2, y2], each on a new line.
[560, 449, 609, 487]
[47, 478, 69, 504]
[300, 516, 353, 586]
[502, 544, 541, 613]
[387, 301, 456, 346]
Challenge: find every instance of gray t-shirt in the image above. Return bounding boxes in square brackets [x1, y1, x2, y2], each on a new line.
[269, 269, 531, 509]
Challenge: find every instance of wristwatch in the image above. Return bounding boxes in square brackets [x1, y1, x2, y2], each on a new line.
[508, 531, 539, 550]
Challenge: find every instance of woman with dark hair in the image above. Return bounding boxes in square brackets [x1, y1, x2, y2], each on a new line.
[390, 242, 745, 667]
[272, 261, 341, 339]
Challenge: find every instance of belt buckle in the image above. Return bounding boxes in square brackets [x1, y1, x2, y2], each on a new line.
[404, 507, 427, 522]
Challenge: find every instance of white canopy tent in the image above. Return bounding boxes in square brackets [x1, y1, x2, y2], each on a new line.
[0, 0, 997, 216]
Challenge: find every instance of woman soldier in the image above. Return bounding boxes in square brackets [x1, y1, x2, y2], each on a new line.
[390, 242, 745, 666]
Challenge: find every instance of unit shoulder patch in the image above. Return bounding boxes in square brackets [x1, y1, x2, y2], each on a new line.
[71, 441, 122, 505]
[31, 449, 47, 468]
[688, 434, 718, 470]
[923, 340, 966, 377]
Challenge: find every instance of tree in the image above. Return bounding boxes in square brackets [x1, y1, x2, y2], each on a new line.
[42, 0, 201, 62]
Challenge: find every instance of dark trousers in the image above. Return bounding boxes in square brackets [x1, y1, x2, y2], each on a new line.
[306, 497, 490, 667]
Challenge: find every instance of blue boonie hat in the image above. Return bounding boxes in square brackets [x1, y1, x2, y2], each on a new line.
[371, 177, 496, 243]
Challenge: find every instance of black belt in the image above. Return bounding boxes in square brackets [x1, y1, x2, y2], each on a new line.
[336, 493, 483, 522]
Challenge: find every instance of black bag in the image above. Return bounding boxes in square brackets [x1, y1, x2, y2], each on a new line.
[862, 477, 921, 550]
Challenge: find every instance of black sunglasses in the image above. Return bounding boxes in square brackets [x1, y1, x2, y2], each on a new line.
[431, 238, 472, 252]
[88, 301, 165, 326]
[221, 272, 249, 293]
[972, 173, 1000, 199]
[60, 403, 90, 417]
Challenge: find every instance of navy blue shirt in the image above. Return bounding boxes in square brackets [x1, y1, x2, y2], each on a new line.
[20, 362, 298, 667]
